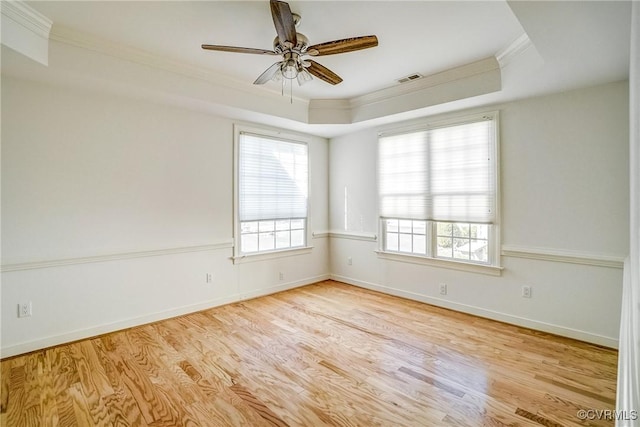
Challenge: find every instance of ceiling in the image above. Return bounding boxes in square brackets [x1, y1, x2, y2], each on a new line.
[3, 1, 633, 137]
[27, 0, 526, 100]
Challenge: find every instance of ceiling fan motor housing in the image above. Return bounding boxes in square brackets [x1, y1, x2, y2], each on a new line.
[273, 33, 309, 54]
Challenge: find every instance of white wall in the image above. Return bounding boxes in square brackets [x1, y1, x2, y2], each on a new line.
[329, 81, 629, 347]
[616, 1, 640, 421]
[0, 65, 628, 356]
[1, 75, 329, 357]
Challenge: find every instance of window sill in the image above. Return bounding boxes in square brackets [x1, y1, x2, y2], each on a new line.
[232, 246, 314, 264]
[375, 250, 503, 276]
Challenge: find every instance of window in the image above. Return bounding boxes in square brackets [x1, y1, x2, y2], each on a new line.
[236, 130, 308, 255]
[435, 222, 489, 262]
[384, 219, 427, 254]
[240, 219, 306, 253]
[378, 112, 498, 266]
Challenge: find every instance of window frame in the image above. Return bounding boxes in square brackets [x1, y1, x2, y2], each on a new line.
[376, 111, 502, 274]
[233, 124, 312, 263]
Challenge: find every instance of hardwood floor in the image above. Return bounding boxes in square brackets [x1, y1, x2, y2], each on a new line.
[1, 280, 618, 426]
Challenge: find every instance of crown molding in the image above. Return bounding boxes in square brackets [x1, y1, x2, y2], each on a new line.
[1, 0, 52, 65]
[50, 25, 233, 86]
[46, 24, 502, 127]
[351, 57, 500, 108]
[496, 33, 532, 68]
[48, 25, 308, 105]
[309, 57, 502, 124]
[308, 99, 352, 124]
[44, 24, 313, 125]
[1, 0, 52, 39]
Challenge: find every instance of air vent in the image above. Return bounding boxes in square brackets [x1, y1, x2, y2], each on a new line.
[397, 73, 423, 84]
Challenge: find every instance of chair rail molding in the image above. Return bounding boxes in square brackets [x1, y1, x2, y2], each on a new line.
[1, 240, 235, 272]
[501, 244, 625, 269]
[328, 230, 378, 242]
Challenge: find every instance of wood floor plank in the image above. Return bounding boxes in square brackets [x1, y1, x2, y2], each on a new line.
[52, 387, 77, 426]
[3, 361, 28, 426]
[1, 280, 618, 426]
[37, 350, 60, 427]
[0, 358, 9, 414]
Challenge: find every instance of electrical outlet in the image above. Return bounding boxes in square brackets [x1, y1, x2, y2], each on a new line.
[18, 301, 32, 318]
[439, 283, 447, 295]
[206, 273, 212, 283]
[522, 286, 532, 298]
[347, 257, 353, 265]
[279, 272, 284, 281]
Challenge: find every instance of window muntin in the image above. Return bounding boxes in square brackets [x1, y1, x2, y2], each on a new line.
[384, 219, 427, 255]
[378, 113, 498, 266]
[435, 222, 489, 263]
[237, 130, 308, 255]
[240, 218, 306, 253]
[383, 219, 490, 264]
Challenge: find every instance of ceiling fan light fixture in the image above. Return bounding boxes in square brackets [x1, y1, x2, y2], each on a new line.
[297, 67, 313, 85]
[281, 59, 298, 79]
[271, 68, 283, 82]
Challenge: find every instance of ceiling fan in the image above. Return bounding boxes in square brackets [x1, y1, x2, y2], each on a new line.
[201, 0, 378, 87]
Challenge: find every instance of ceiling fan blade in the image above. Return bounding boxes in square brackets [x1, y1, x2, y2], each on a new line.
[201, 44, 278, 55]
[254, 62, 283, 85]
[306, 60, 343, 85]
[307, 35, 378, 56]
[270, 0, 297, 47]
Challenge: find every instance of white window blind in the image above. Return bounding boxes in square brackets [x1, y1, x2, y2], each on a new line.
[378, 116, 496, 224]
[429, 119, 495, 223]
[239, 133, 308, 222]
[379, 130, 430, 220]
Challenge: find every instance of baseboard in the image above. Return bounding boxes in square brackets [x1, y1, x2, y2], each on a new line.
[3, 272, 616, 357]
[1, 274, 330, 359]
[330, 274, 619, 349]
[238, 274, 331, 301]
